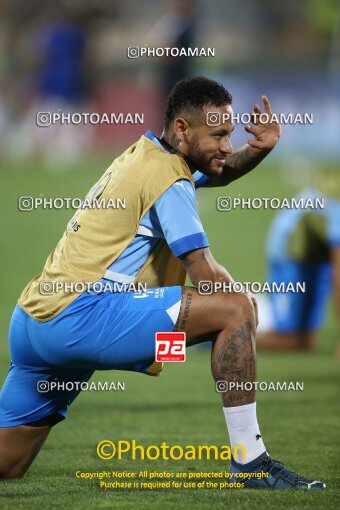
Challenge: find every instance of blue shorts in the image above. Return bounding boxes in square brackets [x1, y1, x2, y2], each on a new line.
[0, 286, 182, 427]
[267, 260, 332, 332]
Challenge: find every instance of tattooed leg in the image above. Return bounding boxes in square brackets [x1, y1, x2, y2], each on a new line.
[175, 290, 194, 332]
[175, 287, 257, 407]
[211, 321, 256, 407]
[174, 286, 266, 463]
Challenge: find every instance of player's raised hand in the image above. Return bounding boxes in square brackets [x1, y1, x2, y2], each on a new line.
[244, 95, 281, 151]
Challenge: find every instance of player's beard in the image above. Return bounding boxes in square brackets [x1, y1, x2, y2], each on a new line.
[185, 134, 222, 176]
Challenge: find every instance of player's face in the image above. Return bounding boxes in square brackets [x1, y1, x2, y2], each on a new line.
[183, 104, 235, 176]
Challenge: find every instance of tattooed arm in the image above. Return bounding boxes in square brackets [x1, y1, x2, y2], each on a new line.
[203, 145, 271, 187]
[179, 247, 258, 326]
[179, 247, 234, 288]
[202, 96, 281, 188]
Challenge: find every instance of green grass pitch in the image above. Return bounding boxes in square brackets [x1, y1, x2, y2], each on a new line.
[0, 157, 339, 509]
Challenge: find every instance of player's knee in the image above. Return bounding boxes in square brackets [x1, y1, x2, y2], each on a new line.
[220, 292, 256, 325]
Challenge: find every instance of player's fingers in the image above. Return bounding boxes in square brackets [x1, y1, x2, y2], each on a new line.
[245, 124, 258, 135]
[250, 111, 259, 124]
[250, 104, 261, 124]
[247, 138, 265, 149]
[262, 95, 272, 115]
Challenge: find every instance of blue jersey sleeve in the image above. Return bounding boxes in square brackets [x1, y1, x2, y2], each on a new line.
[193, 170, 211, 188]
[153, 179, 209, 257]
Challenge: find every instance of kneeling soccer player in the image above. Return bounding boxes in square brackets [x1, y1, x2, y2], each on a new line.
[0, 77, 325, 489]
[256, 179, 340, 352]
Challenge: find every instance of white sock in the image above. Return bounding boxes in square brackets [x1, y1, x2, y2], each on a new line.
[223, 402, 266, 464]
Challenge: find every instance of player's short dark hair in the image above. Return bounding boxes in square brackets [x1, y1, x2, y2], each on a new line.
[164, 76, 232, 131]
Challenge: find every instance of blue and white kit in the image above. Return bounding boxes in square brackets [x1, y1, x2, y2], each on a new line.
[0, 131, 210, 427]
[266, 188, 340, 332]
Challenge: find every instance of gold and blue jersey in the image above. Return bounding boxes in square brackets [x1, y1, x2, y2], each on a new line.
[19, 131, 210, 321]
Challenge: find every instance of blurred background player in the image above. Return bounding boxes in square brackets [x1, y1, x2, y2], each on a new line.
[145, 0, 197, 97]
[257, 170, 340, 351]
[10, 5, 94, 167]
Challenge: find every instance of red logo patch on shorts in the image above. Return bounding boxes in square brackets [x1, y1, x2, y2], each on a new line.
[155, 332, 186, 362]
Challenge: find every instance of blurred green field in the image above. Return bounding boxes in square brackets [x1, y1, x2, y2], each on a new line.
[0, 158, 339, 509]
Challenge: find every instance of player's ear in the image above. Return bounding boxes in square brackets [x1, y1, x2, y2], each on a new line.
[173, 117, 189, 144]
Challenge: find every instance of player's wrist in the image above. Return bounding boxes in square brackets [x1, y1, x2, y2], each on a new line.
[247, 144, 272, 159]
